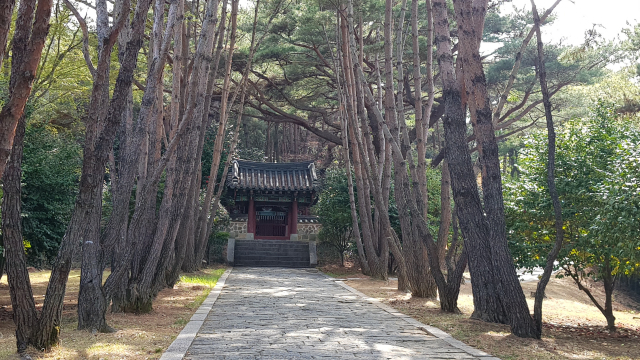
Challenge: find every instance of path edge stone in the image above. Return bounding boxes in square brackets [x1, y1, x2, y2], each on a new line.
[321, 272, 500, 359]
[160, 268, 233, 360]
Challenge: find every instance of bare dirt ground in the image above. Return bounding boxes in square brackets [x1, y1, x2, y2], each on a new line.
[0, 267, 225, 360]
[330, 264, 640, 360]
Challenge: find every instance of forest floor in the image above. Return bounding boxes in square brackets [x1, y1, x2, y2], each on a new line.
[320, 262, 640, 360]
[0, 266, 227, 360]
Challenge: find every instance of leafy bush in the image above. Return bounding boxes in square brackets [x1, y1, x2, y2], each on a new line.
[22, 124, 82, 267]
[316, 168, 354, 266]
[505, 102, 640, 323]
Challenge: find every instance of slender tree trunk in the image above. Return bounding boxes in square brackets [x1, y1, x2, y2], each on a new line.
[338, 11, 387, 279]
[602, 258, 616, 331]
[2, 115, 39, 353]
[413, 0, 428, 219]
[196, 0, 238, 268]
[437, 161, 452, 263]
[329, 13, 370, 275]
[123, 0, 183, 312]
[566, 262, 616, 331]
[530, 0, 565, 338]
[0, 0, 16, 69]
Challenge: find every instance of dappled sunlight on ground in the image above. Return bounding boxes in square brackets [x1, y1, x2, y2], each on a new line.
[186, 268, 479, 359]
[344, 274, 640, 360]
[0, 267, 226, 360]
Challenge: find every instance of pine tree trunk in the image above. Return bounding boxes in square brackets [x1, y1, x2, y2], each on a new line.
[0, 0, 53, 180]
[0, 0, 16, 69]
[530, 0, 565, 338]
[77, 0, 173, 324]
[453, 0, 537, 337]
[2, 115, 39, 353]
[432, 0, 507, 324]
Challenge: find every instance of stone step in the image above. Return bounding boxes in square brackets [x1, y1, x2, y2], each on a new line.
[235, 245, 308, 251]
[235, 240, 308, 244]
[235, 254, 309, 260]
[236, 244, 309, 251]
[233, 239, 311, 268]
[234, 261, 311, 268]
[234, 255, 310, 262]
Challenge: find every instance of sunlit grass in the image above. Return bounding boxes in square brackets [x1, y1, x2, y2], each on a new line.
[86, 342, 134, 357]
[179, 268, 225, 287]
[179, 268, 226, 309]
[186, 293, 209, 309]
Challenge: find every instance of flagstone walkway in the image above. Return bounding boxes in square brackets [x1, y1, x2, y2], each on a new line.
[167, 267, 499, 360]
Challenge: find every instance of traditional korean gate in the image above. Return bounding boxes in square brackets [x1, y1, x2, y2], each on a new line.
[255, 210, 287, 237]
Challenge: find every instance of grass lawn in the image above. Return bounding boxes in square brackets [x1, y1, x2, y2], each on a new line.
[0, 267, 226, 360]
[323, 264, 640, 360]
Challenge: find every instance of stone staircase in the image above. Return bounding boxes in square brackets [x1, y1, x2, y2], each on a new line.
[233, 239, 312, 268]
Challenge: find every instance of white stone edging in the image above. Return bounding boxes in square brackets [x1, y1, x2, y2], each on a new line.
[160, 268, 233, 360]
[322, 272, 500, 359]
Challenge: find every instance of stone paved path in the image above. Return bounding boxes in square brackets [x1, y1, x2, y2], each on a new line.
[183, 268, 491, 360]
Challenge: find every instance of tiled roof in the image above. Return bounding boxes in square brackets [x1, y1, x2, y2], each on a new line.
[227, 160, 319, 192]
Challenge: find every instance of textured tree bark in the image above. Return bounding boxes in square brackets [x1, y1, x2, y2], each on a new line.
[195, 0, 238, 269]
[329, 11, 370, 275]
[0, 0, 18, 286]
[432, 0, 507, 324]
[0, 0, 53, 181]
[75, 0, 118, 330]
[77, 0, 177, 325]
[453, 0, 537, 338]
[104, 2, 136, 312]
[413, 0, 428, 219]
[530, 0, 565, 338]
[120, 0, 183, 313]
[2, 115, 39, 353]
[437, 162, 452, 264]
[163, 99, 206, 287]
[3, 0, 134, 349]
[338, 11, 388, 279]
[0, 0, 16, 69]
[207, 0, 269, 257]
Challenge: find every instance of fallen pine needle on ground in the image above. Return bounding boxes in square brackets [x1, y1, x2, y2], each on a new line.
[0, 267, 226, 360]
[326, 263, 640, 360]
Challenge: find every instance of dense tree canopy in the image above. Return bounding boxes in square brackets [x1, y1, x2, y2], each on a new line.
[0, 0, 639, 354]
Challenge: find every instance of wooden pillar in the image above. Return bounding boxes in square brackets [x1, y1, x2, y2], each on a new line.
[247, 194, 255, 238]
[290, 197, 298, 240]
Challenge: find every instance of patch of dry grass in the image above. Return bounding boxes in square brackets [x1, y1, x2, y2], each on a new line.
[0, 266, 226, 360]
[344, 275, 640, 360]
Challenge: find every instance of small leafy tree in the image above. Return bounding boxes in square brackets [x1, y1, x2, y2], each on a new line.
[505, 101, 640, 330]
[316, 168, 355, 266]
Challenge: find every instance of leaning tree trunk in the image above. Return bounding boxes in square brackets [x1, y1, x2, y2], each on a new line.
[0, 0, 53, 180]
[453, 0, 537, 338]
[432, 0, 508, 324]
[133, 0, 214, 309]
[195, 0, 242, 270]
[2, 115, 39, 353]
[338, 12, 388, 279]
[75, 0, 158, 331]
